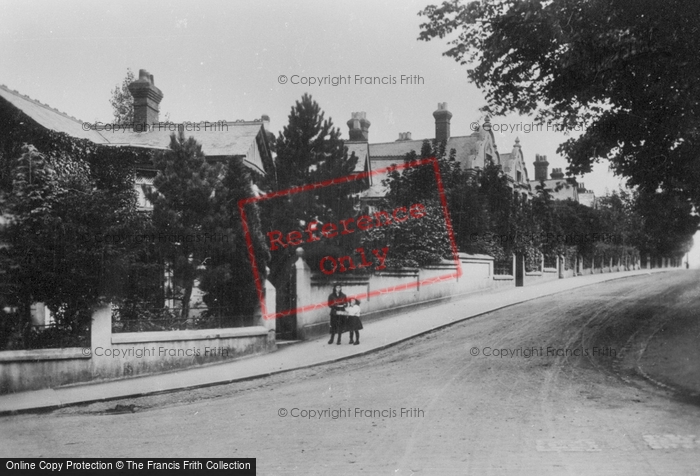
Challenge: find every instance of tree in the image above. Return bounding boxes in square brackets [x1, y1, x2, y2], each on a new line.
[264, 94, 360, 282]
[368, 140, 471, 267]
[274, 93, 358, 190]
[110, 68, 135, 124]
[147, 132, 222, 320]
[198, 156, 270, 326]
[418, 0, 700, 211]
[0, 144, 144, 348]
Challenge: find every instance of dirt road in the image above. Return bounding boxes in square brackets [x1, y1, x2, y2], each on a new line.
[2, 271, 699, 475]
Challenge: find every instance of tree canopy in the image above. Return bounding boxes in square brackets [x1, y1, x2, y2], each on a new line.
[263, 94, 361, 282]
[109, 68, 135, 125]
[418, 0, 700, 209]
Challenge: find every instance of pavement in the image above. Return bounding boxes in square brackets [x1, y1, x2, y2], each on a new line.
[0, 268, 676, 415]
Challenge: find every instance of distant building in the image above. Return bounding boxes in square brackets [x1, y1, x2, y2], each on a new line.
[528, 154, 589, 204]
[352, 103, 530, 205]
[577, 183, 596, 208]
[345, 103, 596, 209]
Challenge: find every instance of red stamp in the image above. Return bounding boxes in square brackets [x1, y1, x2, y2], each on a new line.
[239, 157, 461, 320]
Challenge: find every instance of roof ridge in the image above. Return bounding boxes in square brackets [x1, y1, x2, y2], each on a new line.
[368, 135, 480, 147]
[0, 84, 83, 124]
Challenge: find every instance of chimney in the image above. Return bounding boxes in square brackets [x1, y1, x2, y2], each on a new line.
[550, 168, 565, 180]
[433, 102, 452, 144]
[534, 154, 549, 181]
[128, 69, 163, 130]
[261, 114, 275, 143]
[396, 132, 412, 141]
[347, 112, 370, 141]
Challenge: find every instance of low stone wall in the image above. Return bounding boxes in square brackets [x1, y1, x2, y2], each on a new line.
[289, 252, 647, 340]
[293, 253, 495, 340]
[0, 307, 276, 394]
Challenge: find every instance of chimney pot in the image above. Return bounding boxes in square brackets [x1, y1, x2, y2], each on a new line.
[128, 68, 164, 130]
[433, 103, 452, 144]
[533, 154, 549, 181]
[347, 111, 370, 142]
[550, 168, 565, 180]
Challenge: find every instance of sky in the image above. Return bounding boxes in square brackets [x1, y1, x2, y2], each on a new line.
[1, 0, 697, 264]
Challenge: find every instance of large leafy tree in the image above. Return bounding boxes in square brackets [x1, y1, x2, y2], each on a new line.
[364, 142, 455, 268]
[0, 144, 144, 348]
[418, 0, 700, 218]
[0, 94, 154, 348]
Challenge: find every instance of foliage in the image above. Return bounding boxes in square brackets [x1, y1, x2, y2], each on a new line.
[263, 94, 360, 283]
[0, 95, 154, 349]
[146, 132, 223, 320]
[361, 199, 453, 268]
[197, 156, 270, 324]
[418, 0, 700, 242]
[144, 133, 269, 323]
[109, 68, 135, 125]
[376, 137, 686, 273]
[0, 142, 145, 349]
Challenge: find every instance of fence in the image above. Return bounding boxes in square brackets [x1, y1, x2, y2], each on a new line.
[111, 306, 255, 333]
[494, 259, 512, 276]
[543, 255, 558, 269]
[0, 305, 276, 394]
[1, 319, 89, 352]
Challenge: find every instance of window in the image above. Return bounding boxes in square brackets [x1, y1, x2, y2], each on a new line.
[135, 176, 154, 211]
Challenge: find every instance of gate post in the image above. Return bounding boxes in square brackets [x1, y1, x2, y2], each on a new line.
[515, 253, 524, 287]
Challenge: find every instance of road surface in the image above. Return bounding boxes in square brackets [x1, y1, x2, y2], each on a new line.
[2, 271, 699, 475]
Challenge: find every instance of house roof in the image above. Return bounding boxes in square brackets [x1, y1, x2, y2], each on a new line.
[0, 84, 272, 175]
[105, 122, 270, 174]
[362, 157, 401, 199]
[529, 178, 578, 200]
[0, 84, 109, 144]
[345, 141, 370, 174]
[105, 122, 260, 155]
[369, 134, 482, 170]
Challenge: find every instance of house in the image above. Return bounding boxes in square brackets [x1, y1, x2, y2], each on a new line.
[0, 68, 277, 323]
[0, 69, 276, 209]
[350, 103, 531, 206]
[529, 154, 586, 203]
[577, 183, 597, 208]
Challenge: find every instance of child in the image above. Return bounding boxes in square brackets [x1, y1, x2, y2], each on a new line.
[345, 299, 363, 345]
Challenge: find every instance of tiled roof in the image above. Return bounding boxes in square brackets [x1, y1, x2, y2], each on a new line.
[0, 85, 271, 175]
[0, 85, 109, 143]
[363, 157, 401, 198]
[369, 134, 482, 170]
[106, 122, 262, 156]
[345, 141, 370, 173]
[529, 178, 577, 200]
